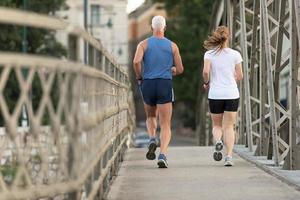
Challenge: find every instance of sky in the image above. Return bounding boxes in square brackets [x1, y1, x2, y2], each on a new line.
[127, 0, 145, 13]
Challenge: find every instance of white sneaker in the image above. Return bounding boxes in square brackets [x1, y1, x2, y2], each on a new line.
[224, 156, 234, 167]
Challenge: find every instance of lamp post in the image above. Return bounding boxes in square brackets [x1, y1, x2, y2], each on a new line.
[84, 0, 88, 64]
[21, 0, 28, 128]
[22, 0, 27, 54]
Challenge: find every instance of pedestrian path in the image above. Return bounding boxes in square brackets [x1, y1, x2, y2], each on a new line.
[107, 147, 300, 200]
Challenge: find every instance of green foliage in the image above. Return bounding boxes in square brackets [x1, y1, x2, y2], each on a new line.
[0, 0, 67, 55]
[0, 0, 67, 126]
[155, 0, 213, 128]
[0, 0, 66, 14]
[0, 164, 18, 184]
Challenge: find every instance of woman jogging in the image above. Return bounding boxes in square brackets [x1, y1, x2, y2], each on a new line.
[202, 26, 243, 166]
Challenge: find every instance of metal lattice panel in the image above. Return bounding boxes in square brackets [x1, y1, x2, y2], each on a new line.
[202, 0, 300, 170]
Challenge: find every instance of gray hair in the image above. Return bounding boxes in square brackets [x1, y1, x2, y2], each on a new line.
[151, 15, 166, 31]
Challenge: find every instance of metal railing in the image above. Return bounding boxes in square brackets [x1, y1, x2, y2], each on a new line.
[199, 0, 300, 170]
[0, 7, 135, 199]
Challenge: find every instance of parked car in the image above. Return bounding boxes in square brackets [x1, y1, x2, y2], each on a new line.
[132, 128, 161, 148]
[132, 130, 148, 148]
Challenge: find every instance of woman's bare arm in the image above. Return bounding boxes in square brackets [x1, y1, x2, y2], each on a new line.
[235, 63, 243, 81]
[202, 59, 211, 83]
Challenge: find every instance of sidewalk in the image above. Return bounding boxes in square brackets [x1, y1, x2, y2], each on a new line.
[106, 147, 300, 200]
[234, 145, 300, 191]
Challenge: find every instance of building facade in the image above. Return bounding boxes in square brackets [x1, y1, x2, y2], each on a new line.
[56, 0, 128, 67]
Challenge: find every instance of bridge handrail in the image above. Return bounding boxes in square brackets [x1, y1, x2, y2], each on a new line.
[0, 7, 134, 200]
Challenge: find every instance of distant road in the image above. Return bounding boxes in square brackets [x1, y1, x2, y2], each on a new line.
[170, 132, 197, 146]
[134, 125, 197, 147]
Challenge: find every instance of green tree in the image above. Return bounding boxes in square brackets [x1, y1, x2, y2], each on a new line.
[0, 0, 67, 55]
[0, 0, 67, 126]
[155, 0, 213, 129]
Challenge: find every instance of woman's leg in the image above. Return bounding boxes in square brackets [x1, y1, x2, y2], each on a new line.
[211, 114, 224, 143]
[222, 111, 237, 157]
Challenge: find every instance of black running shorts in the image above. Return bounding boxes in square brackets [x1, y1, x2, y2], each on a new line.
[208, 98, 239, 114]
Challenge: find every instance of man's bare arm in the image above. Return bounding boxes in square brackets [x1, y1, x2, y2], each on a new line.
[133, 41, 146, 80]
[172, 42, 184, 75]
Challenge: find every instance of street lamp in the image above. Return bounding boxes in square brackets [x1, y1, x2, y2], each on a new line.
[21, 0, 28, 128]
[22, 0, 27, 54]
[89, 16, 113, 36]
[84, 0, 88, 64]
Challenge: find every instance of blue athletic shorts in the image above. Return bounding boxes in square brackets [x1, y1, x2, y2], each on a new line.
[139, 79, 174, 106]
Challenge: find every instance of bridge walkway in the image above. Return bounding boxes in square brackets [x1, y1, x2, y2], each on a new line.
[107, 147, 300, 200]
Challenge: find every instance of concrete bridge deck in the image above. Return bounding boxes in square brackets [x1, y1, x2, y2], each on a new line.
[107, 147, 300, 200]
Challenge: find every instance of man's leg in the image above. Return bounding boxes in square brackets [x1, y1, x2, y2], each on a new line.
[144, 104, 158, 160]
[157, 103, 172, 155]
[144, 104, 158, 138]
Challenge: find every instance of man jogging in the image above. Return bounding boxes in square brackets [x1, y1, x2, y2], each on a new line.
[133, 15, 184, 168]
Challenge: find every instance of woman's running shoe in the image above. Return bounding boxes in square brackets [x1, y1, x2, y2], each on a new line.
[213, 141, 223, 161]
[224, 156, 234, 166]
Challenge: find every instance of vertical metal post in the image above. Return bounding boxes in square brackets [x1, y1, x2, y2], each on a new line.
[249, 0, 260, 154]
[249, 0, 260, 96]
[288, 0, 299, 170]
[240, 0, 253, 151]
[259, 23, 268, 156]
[84, 0, 88, 64]
[258, 0, 269, 157]
[261, 0, 279, 166]
[249, 0, 262, 155]
[274, 0, 287, 99]
[223, 0, 227, 24]
[231, 0, 238, 48]
[226, 0, 232, 36]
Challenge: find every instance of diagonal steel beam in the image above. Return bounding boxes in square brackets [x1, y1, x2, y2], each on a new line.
[240, 0, 253, 151]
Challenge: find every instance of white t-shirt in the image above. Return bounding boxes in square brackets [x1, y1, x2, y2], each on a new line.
[204, 48, 243, 99]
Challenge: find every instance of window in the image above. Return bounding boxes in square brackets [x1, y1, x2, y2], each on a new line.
[91, 5, 101, 26]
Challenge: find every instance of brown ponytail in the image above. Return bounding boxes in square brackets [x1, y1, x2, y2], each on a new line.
[203, 26, 229, 52]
